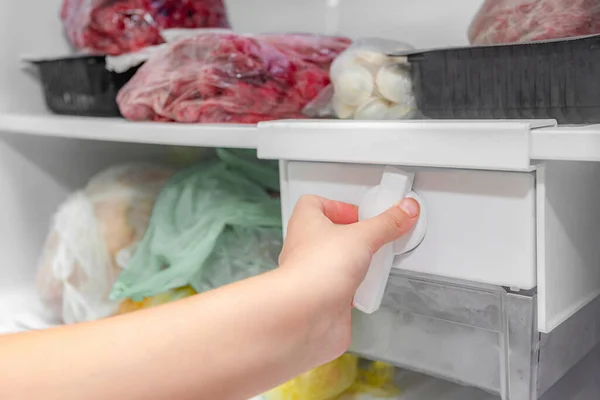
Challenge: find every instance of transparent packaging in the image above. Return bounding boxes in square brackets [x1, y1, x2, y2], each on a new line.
[469, 0, 600, 45]
[117, 33, 350, 123]
[60, 0, 230, 55]
[37, 164, 175, 324]
[110, 149, 283, 301]
[305, 38, 416, 120]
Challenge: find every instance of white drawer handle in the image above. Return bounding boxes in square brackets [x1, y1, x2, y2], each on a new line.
[354, 166, 427, 314]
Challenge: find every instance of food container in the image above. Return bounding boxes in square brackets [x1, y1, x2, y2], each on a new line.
[27, 55, 139, 117]
[403, 34, 600, 124]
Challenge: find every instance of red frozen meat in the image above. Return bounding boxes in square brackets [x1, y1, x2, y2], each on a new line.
[60, 0, 230, 55]
[469, 0, 600, 45]
[116, 33, 351, 123]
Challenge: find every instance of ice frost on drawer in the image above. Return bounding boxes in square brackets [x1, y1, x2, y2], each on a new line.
[350, 272, 506, 393]
[350, 271, 537, 397]
[383, 274, 502, 330]
[350, 272, 600, 399]
[352, 308, 501, 391]
[283, 161, 536, 289]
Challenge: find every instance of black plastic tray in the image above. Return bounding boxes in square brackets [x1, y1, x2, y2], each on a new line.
[31, 56, 139, 117]
[405, 35, 600, 124]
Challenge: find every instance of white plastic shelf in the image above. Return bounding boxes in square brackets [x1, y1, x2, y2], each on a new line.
[258, 119, 556, 171]
[259, 120, 600, 170]
[5, 115, 600, 168]
[531, 124, 600, 163]
[0, 113, 258, 149]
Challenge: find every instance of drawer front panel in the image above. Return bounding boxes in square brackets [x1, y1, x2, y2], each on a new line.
[283, 161, 536, 289]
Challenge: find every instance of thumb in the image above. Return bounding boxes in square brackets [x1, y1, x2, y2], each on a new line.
[352, 198, 420, 253]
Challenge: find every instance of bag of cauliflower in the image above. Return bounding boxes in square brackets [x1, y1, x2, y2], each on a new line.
[264, 354, 358, 400]
[304, 38, 416, 120]
[36, 163, 175, 324]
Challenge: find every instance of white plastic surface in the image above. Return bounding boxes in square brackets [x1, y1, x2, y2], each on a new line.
[0, 134, 175, 293]
[230, 0, 483, 46]
[6, 117, 600, 167]
[283, 161, 536, 289]
[354, 167, 423, 314]
[536, 161, 600, 333]
[259, 120, 600, 171]
[0, 115, 258, 149]
[259, 120, 555, 171]
[531, 124, 600, 162]
[13, 117, 600, 167]
[0, 284, 59, 334]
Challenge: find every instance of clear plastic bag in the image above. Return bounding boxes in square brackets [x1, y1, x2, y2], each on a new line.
[110, 149, 283, 301]
[104, 29, 233, 73]
[37, 164, 175, 324]
[468, 0, 600, 45]
[305, 38, 416, 120]
[60, 0, 230, 55]
[116, 32, 351, 123]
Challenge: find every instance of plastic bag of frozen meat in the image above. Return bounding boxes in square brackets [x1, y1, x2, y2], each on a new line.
[60, 0, 230, 55]
[469, 0, 600, 45]
[116, 32, 351, 123]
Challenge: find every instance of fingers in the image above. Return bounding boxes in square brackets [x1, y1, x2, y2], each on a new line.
[292, 195, 359, 225]
[352, 198, 420, 253]
[322, 200, 359, 225]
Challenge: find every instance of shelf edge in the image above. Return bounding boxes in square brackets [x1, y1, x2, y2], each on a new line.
[0, 114, 258, 149]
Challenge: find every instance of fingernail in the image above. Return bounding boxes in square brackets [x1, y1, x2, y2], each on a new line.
[398, 198, 419, 218]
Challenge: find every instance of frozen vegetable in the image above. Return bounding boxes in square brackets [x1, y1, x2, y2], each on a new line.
[469, 0, 600, 45]
[116, 32, 351, 123]
[264, 354, 359, 400]
[60, 0, 230, 55]
[305, 38, 416, 120]
[263, 357, 402, 400]
[337, 361, 401, 399]
[110, 149, 283, 301]
[117, 285, 197, 314]
[37, 164, 175, 324]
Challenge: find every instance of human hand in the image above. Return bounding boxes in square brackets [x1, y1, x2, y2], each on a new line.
[278, 195, 420, 364]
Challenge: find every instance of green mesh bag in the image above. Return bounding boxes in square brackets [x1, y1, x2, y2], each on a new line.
[110, 149, 282, 301]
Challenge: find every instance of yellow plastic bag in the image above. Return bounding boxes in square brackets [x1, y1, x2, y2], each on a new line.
[117, 285, 197, 315]
[336, 361, 401, 400]
[264, 354, 358, 400]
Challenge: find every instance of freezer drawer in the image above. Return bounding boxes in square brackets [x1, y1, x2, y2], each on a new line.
[349, 270, 600, 400]
[281, 161, 537, 290]
[351, 271, 532, 398]
[279, 160, 600, 334]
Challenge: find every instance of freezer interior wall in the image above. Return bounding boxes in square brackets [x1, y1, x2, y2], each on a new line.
[0, 134, 175, 292]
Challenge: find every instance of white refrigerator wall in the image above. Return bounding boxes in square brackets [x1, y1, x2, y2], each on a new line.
[0, 136, 174, 290]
